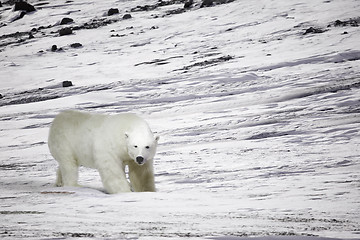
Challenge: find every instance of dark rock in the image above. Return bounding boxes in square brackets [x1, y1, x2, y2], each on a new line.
[184, 0, 193, 8]
[0, 2, 2, 7]
[108, 8, 119, 16]
[0, 94, 3, 99]
[62, 81, 73, 87]
[14, 1, 35, 12]
[28, 32, 34, 39]
[51, 45, 57, 51]
[303, 27, 325, 35]
[70, 42, 82, 48]
[60, 17, 74, 25]
[333, 18, 359, 27]
[110, 34, 126, 38]
[334, 20, 344, 26]
[122, 14, 132, 20]
[201, 0, 213, 8]
[59, 27, 72, 36]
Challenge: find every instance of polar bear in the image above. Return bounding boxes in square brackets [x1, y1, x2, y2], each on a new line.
[48, 110, 159, 193]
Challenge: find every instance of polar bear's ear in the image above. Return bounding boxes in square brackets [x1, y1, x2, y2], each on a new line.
[155, 136, 160, 142]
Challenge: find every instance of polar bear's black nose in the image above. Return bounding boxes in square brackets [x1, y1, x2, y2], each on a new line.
[136, 156, 144, 164]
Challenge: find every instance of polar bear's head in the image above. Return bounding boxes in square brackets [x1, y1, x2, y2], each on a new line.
[125, 132, 159, 165]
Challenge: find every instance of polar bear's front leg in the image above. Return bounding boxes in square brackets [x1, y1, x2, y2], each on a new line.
[98, 166, 131, 193]
[128, 161, 156, 192]
[96, 155, 131, 193]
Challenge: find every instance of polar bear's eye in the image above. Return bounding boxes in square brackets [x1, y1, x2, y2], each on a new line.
[145, 146, 150, 149]
[134, 145, 138, 148]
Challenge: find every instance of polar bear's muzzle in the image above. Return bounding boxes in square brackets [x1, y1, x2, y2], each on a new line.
[136, 156, 145, 165]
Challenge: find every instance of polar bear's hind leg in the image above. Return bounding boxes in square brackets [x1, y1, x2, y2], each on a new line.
[55, 158, 80, 187]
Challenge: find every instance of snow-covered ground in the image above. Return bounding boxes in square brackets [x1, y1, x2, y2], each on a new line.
[1, 0, 360, 239]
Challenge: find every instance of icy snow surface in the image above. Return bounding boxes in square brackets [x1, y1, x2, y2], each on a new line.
[1, 0, 360, 239]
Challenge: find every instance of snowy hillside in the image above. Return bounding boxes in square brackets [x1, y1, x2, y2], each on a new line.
[1, 0, 360, 239]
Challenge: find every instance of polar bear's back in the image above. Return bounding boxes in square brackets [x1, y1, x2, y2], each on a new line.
[48, 111, 152, 149]
[48, 110, 93, 140]
[50, 110, 92, 128]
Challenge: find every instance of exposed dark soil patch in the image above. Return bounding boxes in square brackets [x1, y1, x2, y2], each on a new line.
[0, 211, 44, 214]
[130, 0, 186, 12]
[131, 0, 235, 13]
[246, 131, 294, 140]
[303, 27, 326, 35]
[0, 31, 32, 48]
[0, 31, 28, 40]
[75, 18, 118, 30]
[33, 2, 50, 7]
[200, 0, 235, 8]
[0, 163, 36, 170]
[0, 82, 113, 107]
[40, 191, 75, 195]
[6, 94, 61, 106]
[135, 56, 184, 66]
[0, 16, 120, 49]
[57, 232, 95, 238]
[300, 17, 359, 36]
[178, 55, 234, 71]
[328, 17, 360, 27]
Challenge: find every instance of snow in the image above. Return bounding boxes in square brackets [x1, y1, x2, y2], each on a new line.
[1, 0, 360, 239]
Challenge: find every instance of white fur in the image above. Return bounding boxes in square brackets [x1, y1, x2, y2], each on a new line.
[48, 110, 159, 193]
